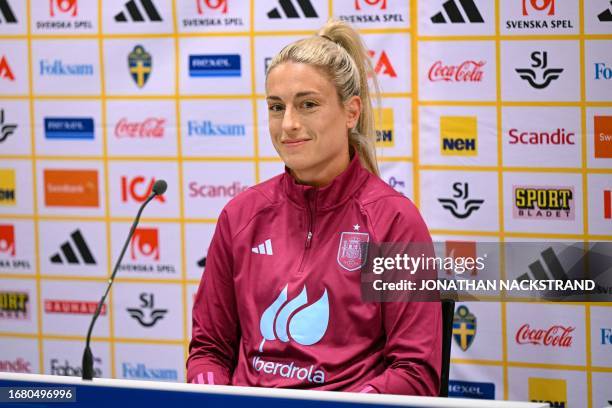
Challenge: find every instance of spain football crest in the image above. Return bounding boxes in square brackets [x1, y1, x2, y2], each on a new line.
[337, 232, 369, 271]
[128, 45, 152, 88]
[452, 305, 476, 351]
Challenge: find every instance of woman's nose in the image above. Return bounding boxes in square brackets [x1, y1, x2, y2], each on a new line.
[281, 106, 300, 133]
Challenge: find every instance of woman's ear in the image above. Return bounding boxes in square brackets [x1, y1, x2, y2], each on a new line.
[345, 95, 362, 130]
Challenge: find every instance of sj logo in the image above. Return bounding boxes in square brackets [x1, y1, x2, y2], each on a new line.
[258, 285, 329, 352]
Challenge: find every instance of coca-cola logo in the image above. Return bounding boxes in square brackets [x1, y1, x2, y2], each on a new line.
[428, 60, 486, 82]
[115, 118, 165, 138]
[515, 324, 574, 347]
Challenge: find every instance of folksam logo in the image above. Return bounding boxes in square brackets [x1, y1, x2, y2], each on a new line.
[39, 60, 94, 76]
[189, 54, 241, 77]
[258, 285, 329, 352]
[187, 120, 245, 137]
[44, 118, 94, 140]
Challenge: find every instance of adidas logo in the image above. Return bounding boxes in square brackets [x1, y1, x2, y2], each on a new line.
[516, 247, 568, 283]
[599, 1, 612, 22]
[267, 0, 318, 19]
[252, 239, 273, 255]
[431, 0, 484, 23]
[0, 0, 17, 23]
[50, 230, 96, 265]
[115, 0, 162, 22]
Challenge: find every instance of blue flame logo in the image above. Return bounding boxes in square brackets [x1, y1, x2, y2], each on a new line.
[258, 285, 329, 352]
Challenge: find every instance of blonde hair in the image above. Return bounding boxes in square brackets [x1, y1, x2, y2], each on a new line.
[266, 19, 381, 176]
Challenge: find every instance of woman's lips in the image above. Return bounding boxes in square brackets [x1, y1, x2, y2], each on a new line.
[282, 139, 310, 148]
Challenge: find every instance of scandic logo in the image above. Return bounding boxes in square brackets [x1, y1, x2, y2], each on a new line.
[440, 116, 477, 156]
[594, 115, 612, 158]
[188, 181, 248, 198]
[513, 186, 574, 220]
[50, 0, 77, 17]
[189, 54, 241, 77]
[508, 128, 575, 145]
[515, 324, 574, 347]
[43, 169, 99, 208]
[374, 108, 394, 148]
[115, 117, 165, 138]
[44, 299, 106, 315]
[44, 117, 94, 140]
[367, 50, 397, 78]
[121, 176, 165, 203]
[529, 377, 567, 408]
[130, 227, 159, 261]
[0, 168, 16, 206]
[0, 224, 15, 256]
[428, 60, 485, 82]
[197, 0, 228, 14]
[0, 358, 31, 374]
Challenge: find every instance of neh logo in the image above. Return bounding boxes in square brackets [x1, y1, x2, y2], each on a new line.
[438, 182, 484, 219]
[0, 358, 31, 373]
[43, 169, 99, 208]
[50, 229, 96, 265]
[44, 299, 106, 315]
[431, 0, 484, 24]
[0, 291, 28, 318]
[515, 247, 570, 283]
[50, 0, 77, 17]
[446, 241, 478, 276]
[599, 1, 612, 21]
[121, 176, 166, 203]
[189, 54, 241, 77]
[515, 51, 563, 89]
[594, 115, 612, 158]
[0, 169, 16, 206]
[513, 186, 574, 220]
[0, 109, 17, 143]
[605, 190, 611, 220]
[259, 284, 329, 351]
[0, 224, 15, 256]
[529, 377, 567, 408]
[600, 328, 612, 344]
[522, 0, 554, 16]
[127, 292, 168, 327]
[187, 120, 245, 137]
[595, 62, 612, 80]
[0, 0, 17, 23]
[115, 0, 162, 22]
[355, 0, 386, 10]
[0, 56, 15, 81]
[115, 117, 165, 138]
[368, 50, 397, 78]
[128, 45, 152, 88]
[337, 231, 369, 271]
[453, 305, 476, 351]
[267, 0, 318, 19]
[440, 116, 477, 156]
[130, 227, 159, 261]
[515, 323, 574, 347]
[448, 380, 495, 400]
[44, 117, 94, 140]
[428, 60, 485, 82]
[374, 108, 394, 148]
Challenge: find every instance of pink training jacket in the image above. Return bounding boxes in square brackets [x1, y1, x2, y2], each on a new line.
[187, 153, 441, 395]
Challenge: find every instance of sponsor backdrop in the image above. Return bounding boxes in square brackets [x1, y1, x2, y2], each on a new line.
[0, 0, 611, 406]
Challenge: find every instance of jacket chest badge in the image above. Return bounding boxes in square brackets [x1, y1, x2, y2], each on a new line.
[336, 229, 369, 272]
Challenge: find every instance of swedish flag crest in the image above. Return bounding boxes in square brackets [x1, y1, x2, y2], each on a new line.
[452, 305, 476, 351]
[128, 45, 152, 88]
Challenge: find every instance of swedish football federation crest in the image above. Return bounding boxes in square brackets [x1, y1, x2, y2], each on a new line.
[337, 232, 369, 271]
[453, 305, 476, 351]
[128, 45, 152, 88]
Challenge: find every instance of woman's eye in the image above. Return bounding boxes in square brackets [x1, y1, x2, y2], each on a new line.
[302, 101, 318, 109]
[268, 104, 284, 112]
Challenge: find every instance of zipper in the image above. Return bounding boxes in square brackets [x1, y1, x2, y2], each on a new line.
[297, 191, 316, 274]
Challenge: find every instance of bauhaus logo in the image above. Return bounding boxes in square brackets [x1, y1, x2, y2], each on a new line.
[121, 176, 165, 203]
[528, 377, 567, 408]
[44, 299, 105, 315]
[115, 117, 165, 138]
[440, 116, 477, 156]
[374, 108, 394, 148]
[128, 45, 152, 88]
[438, 182, 484, 219]
[428, 60, 485, 82]
[44, 117, 94, 140]
[448, 380, 495, 399]
[430, 0, 484, 24]
[0, 291, 28, 319]
[187, 120, 245, 137]
[0, 109, 18, 143]
[0, 224, 15, 256]
[0, 169, 16, 206]
[515, 51, 563, 89]
[127, 292, 167, 327]
[188, 181, 248, 199]
[0, 0, 17, 24]
[368, 50, 397, 78]
[0, 56, 15, 81]
[267, 0, 318, 19]
[189, 54, 241, 77]
[594, 115, 612, 158]
[452, 305, 476, 351]
[49, 229, 96, 265]
[122, 363, 177, 381]
[50, 357, 101, 377]
[0, 358, 31, 374]
[130, 227, 159, 261]
[115, 0, 162, 22]
[508, 127, 575, 145]
[43, 169, 99, 208]
[513, 185, 574, 220]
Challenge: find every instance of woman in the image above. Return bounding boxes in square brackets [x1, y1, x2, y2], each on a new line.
[187, 19, 441, 395]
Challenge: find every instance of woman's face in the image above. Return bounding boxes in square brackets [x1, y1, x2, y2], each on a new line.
[266, 62, 360, 186]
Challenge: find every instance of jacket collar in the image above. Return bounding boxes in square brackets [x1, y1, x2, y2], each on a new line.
[282, 152, 370, 211]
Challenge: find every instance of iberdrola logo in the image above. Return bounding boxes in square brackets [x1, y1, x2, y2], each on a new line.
[258, 285, 329, 352]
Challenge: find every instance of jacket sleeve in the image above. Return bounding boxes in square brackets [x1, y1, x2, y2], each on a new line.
[355, 197, 442, 396]
[186, 209, 239, 385]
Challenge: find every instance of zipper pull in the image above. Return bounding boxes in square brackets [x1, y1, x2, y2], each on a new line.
[306, 231, 313, 248]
